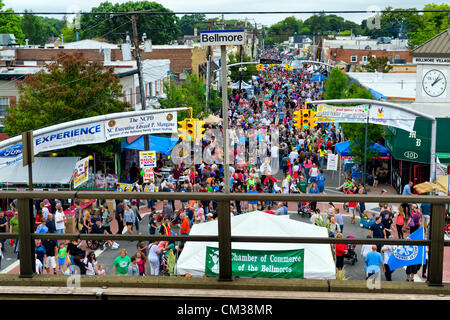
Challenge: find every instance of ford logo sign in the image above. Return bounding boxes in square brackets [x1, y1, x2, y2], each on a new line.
[404, 151, 418, 159]
[0, 144, 23, 158]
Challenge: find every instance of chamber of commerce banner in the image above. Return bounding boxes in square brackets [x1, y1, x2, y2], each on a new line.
[205, 247, 304, 279]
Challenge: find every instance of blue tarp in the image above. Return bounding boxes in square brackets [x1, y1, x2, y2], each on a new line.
[368, 88, 387, 100]
[121, 135, 179, 155]
[310, 74, 328, 81]
[335, 140, 391, 157]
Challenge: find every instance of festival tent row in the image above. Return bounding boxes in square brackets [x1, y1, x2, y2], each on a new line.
[176, 211, 336, 280]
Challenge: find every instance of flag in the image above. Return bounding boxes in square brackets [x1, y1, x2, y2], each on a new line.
[387, 227, 427, 271]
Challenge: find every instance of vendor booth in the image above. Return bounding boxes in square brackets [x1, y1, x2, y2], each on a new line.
[176, 211, 336, 280]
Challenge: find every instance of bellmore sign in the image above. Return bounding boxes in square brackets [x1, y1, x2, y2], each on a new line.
[200, 29, 245, 46]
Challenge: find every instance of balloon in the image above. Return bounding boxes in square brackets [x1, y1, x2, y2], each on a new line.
[140, 170, 145, 177]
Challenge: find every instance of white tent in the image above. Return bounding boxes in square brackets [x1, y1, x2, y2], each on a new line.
[0, 157, 79, 185]
[176, 211, 336, 279]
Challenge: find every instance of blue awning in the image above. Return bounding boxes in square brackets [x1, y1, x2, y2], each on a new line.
[121, 135, 179, 155]
[310, 74, 328, 81]
[335, 141, 391, 158]
[368, 88, 387, 100]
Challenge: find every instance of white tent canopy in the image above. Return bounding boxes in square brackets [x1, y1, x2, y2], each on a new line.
[176, 211, 336, 280]
[0, 157, 79, 185]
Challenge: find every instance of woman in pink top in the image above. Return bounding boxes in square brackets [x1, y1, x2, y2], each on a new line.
[395, 206, 406, 239]
[303, 158, 312, 182]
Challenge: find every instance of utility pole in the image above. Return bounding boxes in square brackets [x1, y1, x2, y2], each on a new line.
[205, 21, 212, 111]
[131, 11, 149, 150]
[238, 45, 243, 92]
[221, 45, 230, 194]
[252, 23, 256, 60]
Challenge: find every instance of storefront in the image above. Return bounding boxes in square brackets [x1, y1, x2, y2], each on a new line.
[385, 117, 450, 194]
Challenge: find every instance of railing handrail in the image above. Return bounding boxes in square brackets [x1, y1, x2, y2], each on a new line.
[5, 191, 449, 286]
[2, 190, 450, 204]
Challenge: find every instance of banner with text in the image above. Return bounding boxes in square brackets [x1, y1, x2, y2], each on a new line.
[368, 105, 416, 132]
[205, 247, 304, 279]
[35, 122, 106, 154]
[105, 112, 177, 140]
[73, 157, 89, 188]
[315, 104, 368, 124]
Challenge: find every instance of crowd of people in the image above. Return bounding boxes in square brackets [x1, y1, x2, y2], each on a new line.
[0, 48, 437, 282]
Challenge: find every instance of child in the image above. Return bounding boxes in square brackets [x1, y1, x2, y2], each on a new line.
[97, 264, 106, 275]
[35, 254, 43, 275]
[57, 241, 68, 274]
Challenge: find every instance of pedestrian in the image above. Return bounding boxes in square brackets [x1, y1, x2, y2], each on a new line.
[316, 169, 326, 193]
[135, 251, 147, 276]
[334, 208, 344, 233]
[54, 204, 66, 234]
[420, 202, 431, 230]
[365, 245, 384, 280]
[123, 201, 136, 235]
[334, 233, 347, 270]
[84, 251, 98, 275]
[0, 211, 8, 251]
[407, 204, 421, 234]
[394, 206, 406, 239]
[369, 216, 386, 252]
[113, 249, 131, 275]
[128, 256, 140, 276]
[360, 235, 373, 274]
[43, 238, 58, 274]
[115, 199, 125, 235]
[46, 213, 56, 234]
[381, 244, 396, 281]
[329, 217, 341, 238]
[381, 211, 394, 239]
[307, 181, 320, 212]
[347, 186, 358, 224]
[148, 241, 163, 276]
[148, 211, 158, 235]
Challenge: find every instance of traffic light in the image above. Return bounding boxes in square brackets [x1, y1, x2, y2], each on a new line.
[178, 119, 189, 141]
[194, 120, 206, 140]
[301, 109, 310, 129]
[304, 101, 310, 109]
[186, 118, 196, 141]
[309, 110, 318, 129]
[293, 110, 302, 129]
[256, 64, 265, 71]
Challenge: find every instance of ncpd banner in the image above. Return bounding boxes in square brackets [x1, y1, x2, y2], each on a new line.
[205, 247, 304, 279]
[105, 112, 177, 140]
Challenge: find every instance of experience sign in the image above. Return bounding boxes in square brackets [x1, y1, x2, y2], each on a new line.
[205, 247, 304, 279]
[200, 29, 245, 46]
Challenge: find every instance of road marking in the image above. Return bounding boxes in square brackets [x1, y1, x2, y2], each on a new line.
[0, 260, 19, 274]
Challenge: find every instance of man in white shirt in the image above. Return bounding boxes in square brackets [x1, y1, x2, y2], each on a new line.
[54, 203, 66, 234]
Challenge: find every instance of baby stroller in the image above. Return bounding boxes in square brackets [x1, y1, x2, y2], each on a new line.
[298, 201, 312, 218]
[86, 223, 106, 250]
[343, 235, 358, 265]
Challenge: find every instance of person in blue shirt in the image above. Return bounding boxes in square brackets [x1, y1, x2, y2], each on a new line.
[247, 185, 259, 212]
[365, 245, 384, 280]
[307, 181, 320, 212]
[316, 169, 326, 193]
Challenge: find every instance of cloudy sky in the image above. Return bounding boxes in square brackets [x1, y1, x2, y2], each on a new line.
[3, 0, 435, 26]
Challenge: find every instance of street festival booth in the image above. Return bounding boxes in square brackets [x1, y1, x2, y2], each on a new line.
[176, 211, 336, 280]
[334, 140, 391, 183]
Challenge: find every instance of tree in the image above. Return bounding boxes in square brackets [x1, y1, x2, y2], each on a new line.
[364, 56, 393, 73]
[3, 51, 128, 157]
[21, 11, 66, 45]
[0, 1, 25, 44]
[157, 73, 211, 121]
[323, 68, 384, 165]
[227, 50, 257, 83]
[178, 14, 206, 36]
[408, 3, 450, 48]
[80, 1, 180, 44]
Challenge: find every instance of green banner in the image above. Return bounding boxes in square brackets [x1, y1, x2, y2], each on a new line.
[205, 247, 304, 279]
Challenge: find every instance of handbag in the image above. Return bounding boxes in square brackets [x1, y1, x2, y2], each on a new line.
[105, 215, 113, 223]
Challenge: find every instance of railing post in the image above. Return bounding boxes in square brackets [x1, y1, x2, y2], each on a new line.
[427, 203, 445, 286]
[18, 198, 35, 278]
[217, 200, 232, 281]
